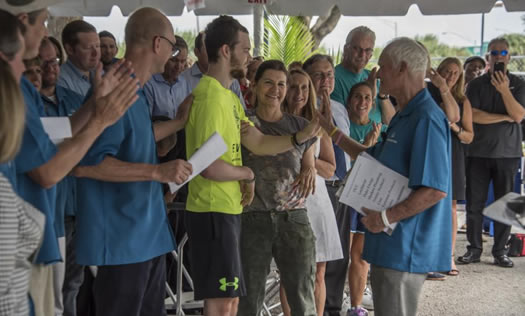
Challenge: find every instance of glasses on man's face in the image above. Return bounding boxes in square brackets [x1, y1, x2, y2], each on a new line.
[490, 49, 508, 57]
[41, 57, 60, 68]
[311, 72, 334, 81]
[158, 35, 180, 57]
[351, 46, 374, 55]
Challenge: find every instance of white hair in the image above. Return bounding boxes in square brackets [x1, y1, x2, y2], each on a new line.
[381, 37, 429, 75]
[345, 26, 376, 45]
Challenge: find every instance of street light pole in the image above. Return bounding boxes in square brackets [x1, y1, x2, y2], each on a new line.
[480, 13, 485, 55]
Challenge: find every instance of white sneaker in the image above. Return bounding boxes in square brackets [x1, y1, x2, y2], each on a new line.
[341, 292, 351, 312]
[361, 287, 374, 310]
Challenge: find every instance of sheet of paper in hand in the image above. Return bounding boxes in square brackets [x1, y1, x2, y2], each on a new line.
[168, 132, 227, 193]
[339, 152, 412, 234]
[41, 117, 72, 144]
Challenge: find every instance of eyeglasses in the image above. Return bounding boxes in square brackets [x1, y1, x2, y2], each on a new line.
[351, 46, 374, 55]
[490, 50, 508, 57]
[158, 35, 180, 57]
[41, 57, 60, 68]
[311, 72, 334, 81]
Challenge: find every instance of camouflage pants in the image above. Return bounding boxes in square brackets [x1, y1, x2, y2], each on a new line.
[237, 209, 317, 316]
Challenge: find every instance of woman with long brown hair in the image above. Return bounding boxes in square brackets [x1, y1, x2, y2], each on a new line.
[280, 68, 342, 316]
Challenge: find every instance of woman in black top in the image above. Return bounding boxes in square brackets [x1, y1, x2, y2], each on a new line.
[428, 57, 474, 276]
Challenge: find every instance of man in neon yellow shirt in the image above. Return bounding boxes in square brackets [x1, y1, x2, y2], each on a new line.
[185, 15, 319, 316]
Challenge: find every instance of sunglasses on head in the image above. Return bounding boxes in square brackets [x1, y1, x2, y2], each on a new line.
[490, 50, 508, 57]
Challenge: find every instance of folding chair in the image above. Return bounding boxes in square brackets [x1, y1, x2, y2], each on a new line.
[165, 202, 203, 316]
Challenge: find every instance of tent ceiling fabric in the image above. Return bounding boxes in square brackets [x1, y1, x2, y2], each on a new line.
[48, 0, 525, 16]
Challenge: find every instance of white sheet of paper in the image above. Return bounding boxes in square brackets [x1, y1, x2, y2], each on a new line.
[168, 132, 227, 193]
[339, 152, 412, 234]
[41, 117, 72, 144]
[483, 192, 525, 229]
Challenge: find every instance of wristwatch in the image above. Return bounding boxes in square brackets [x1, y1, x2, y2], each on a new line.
[378, 94, 389, 100]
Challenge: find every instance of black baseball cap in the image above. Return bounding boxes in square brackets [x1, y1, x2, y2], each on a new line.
[464, 56, 486, 69]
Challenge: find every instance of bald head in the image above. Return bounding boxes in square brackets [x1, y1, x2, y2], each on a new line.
[125, 7, 173, 47]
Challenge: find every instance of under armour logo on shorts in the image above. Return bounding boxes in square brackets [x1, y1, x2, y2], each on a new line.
[219, 277, 239, 292]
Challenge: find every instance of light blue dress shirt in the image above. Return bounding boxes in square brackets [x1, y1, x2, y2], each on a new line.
[180, 62, 247, 109]
[362, 88, 452, 273]
[144, 73, 190, 119]
[328, 99, 351, 180]
[57, 60, 93, 97]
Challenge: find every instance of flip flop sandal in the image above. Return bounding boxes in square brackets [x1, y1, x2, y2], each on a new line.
[426, 272, 446, 281]
[447, 269, 459, 276]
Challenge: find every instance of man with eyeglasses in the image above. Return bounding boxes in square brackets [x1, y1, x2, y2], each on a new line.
[145, 34, 189, 119]
[58, 20, 100, 97]
[72, 7, 194, 315]
[39, 36, 85, 316]
[332, 26, 395, 125]
[458, 37, 525, 268]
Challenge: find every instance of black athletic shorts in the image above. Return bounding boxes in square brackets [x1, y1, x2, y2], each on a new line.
[184, 211, 246, 300]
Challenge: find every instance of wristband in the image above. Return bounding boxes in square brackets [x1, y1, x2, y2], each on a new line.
[329, 127, 338, 137]
[381, 209, 393, 229]
[244, 176, 255, 183]
[334, 130, 344, 146]
[292, 133, 302, 146]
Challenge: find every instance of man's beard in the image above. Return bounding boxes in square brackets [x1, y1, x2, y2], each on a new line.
[230, 54, 246, 80]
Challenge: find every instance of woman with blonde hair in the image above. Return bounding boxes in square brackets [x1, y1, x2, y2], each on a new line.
[0, 58, 45, 316]
[427, 57, 474, 277]
[280, 68, 342, 316]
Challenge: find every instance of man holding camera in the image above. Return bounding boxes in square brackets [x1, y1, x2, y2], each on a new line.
[458, 37, 525, 268]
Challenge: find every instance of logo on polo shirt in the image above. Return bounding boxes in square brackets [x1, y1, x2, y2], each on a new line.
[386, 131, 398, 144]
[219, 277, 239, 292]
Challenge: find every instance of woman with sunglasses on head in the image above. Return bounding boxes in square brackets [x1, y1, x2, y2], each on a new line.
[237, 60, 318, 316]
[279, 68, 342, 316]
[427, 57, 474, 278]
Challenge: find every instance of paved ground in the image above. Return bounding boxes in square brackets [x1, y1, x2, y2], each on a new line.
[414, 231, 525, 316]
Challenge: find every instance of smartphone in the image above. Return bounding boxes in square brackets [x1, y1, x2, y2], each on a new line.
[494, 62, 505, 73]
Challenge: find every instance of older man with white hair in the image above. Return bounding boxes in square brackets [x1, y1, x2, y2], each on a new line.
[332, 26, 395, 125]
[318, 37, 452, 316]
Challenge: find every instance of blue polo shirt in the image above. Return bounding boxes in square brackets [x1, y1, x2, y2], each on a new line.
[15, 77, 60, 264]
[76, 88, 175, 266]
[57, 60, 93, 97]
[144, 73, 190, 119]
[42, 86, 83, 237]
[362, 88, 452, 273]
[331, 64, 382, 123]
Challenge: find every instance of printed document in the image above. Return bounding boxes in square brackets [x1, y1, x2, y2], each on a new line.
[339, 152, 412, 234]
[41, 117, 72, 144]
[168, 132, 227, 193]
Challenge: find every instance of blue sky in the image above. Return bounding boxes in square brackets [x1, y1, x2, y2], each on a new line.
[85, 4, 524, 51]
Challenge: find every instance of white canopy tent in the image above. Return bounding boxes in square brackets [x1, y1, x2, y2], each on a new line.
[48, 0, 525, 17]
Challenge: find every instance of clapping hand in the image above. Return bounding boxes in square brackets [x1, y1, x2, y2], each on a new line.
[92, 59, 139, 128]
[363, 122, 382, 147]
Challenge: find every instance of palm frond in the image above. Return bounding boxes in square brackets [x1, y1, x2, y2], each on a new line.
[263, 13, 317, 66]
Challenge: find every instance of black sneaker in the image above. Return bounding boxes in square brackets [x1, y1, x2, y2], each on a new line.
[457, 251, 481, 264]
